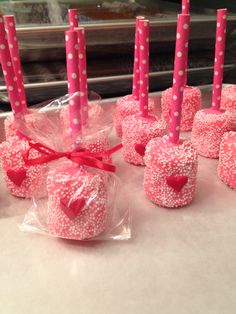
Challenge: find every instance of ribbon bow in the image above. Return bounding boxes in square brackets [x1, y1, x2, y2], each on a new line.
[23, 141, 122, 173]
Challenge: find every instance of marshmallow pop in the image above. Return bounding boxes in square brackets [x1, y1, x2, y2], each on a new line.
[0, 15, 49, 198]
[113, 16, 154, 138]
[221, 85, 236, 110]
[192, 9, 236, 159]
[218, 131, 236, 190]
[161, 0, 201, 132]
[46, 29, 109, 240]
[144, 14, 198, 208]
[122, 19, 167, 166]
[61, 10, 104, 137]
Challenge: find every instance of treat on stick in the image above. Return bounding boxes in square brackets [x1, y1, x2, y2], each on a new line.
[161, 1, 201, 132]
[68, 8, 78, 29]
[0, 137, 48, 198]
[61, 24, 104, 135]
[47, 164, 108, 240]
[218, 131, 236, 190]
[221, 85, 236, 110]
[62, 29, 110, 155]
[122, 19, 167, 165]
[144, 14, 198, 208]
[113, 16, 154, 137]
[192, 9, 236, 158]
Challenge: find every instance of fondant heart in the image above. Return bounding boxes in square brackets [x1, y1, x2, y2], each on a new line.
[6, 169, 27, 187]
[135, 143, 146, 156]
[61, 197, 86, 220]
[166, 175, 188, 192]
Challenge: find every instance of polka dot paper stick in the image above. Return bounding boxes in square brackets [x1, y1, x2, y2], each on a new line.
[132, 16, 144, 100]
[182, 0, 190, 86]
[0, 15, 22, 114]
[139, 19, 150, 118]
[182, 0, 190, 14]
[68, 9, 79, 30]
[77, 27, 88, 126]
[65, 30, 81, 139]
[211, 9, 227, 111]
[4, 15, 27, 112]
[169, 14, 190, 144]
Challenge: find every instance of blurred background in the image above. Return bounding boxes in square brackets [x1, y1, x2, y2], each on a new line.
[0, 0, 236, 109]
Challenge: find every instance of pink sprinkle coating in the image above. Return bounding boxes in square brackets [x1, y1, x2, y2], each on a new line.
[221, 85, 236, 110]
[113, 94, 154, 137]
[60, 102, 104, 131]
[161, 86, 201, 132]
[47, 164, 108, 240]
[192, 108, 236, 158]
[144, 136, 198, 208]
[122, 114, 167, 165]
[218, 131, 236, 190]
[0, 137, 48, 198]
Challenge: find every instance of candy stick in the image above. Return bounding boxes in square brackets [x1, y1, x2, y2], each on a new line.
[139, 19, 150, 118]
[182, 0, 190, 14]
[169, 14, 190, 144]
[4, 15, 27, 112]
[68, 8, 78, 30]
[132, 16, 144, 100]
[0, 15, 22, 114]
[77, 27, 88, 126]
[65, 30, 81, 139]
[211, 9, 227, 111]
[182, 0, 190, 86]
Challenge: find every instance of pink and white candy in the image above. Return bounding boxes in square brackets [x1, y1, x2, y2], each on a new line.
[47, 164, 108, 240]
[221, 85, 236, 110]
[218, 131, 236, 190]
[122, 19, 167, 165]
[144, 136, 197, 208]
[0, 136, 48, 198]
[191, 9, 236, 158]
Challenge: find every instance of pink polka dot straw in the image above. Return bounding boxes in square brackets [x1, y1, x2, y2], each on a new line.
[0, 15, 22, 114]
[132, 16, 144, 100]
[169, 14, 190, 144]
[181, 0, 190, 87]
[4, 15, 27, 112]
[139, 19, 150, 118]
[68, 8, 79, 30]
[211, 8, 227, 111]
[77, 27, 88, 126]
[182, 0, 190, 14]
[65, 30, 81, 139]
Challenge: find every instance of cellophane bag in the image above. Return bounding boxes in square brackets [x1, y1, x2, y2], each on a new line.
[14, 93, 131, 240]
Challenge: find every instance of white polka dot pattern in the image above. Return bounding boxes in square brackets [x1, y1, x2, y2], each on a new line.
[169, 14, 190, 143]
[65, 30, 81, 138]
[211, 9, 227, 110]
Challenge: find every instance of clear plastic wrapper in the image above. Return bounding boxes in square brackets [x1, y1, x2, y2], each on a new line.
[8, 92, 130, 240]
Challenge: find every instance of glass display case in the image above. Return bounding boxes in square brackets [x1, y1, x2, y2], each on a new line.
[0, 0, 236, 108]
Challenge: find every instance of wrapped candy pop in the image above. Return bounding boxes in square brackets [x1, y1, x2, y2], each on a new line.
[161, 0, 201, 132]
[192, 9, 236, 158]
[144, 14, 198, 208]
[221, 85, 236, 110]
[113, 16, 154, 138]
[218, 131, 236, 190]
[16, 95, 130, 241]
[0, 15, 50, 198]
[122, 19, 167, 165]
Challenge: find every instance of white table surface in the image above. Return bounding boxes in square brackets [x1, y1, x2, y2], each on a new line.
[1, 143, 236, 314]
